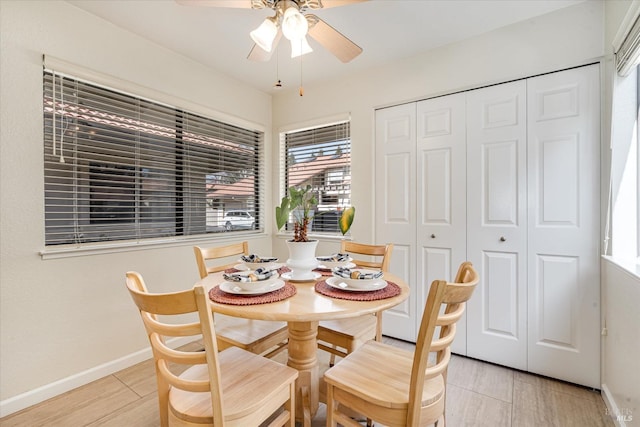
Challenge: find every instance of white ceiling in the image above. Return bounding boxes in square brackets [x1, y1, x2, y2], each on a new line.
[66, 0, 587, 93]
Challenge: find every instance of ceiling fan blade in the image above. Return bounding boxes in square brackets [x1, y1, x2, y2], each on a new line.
[306, 0, 368, 9]
[247, 31, 282, 61]
[175, 0, 266, 9]
[306, 14, 362, 63]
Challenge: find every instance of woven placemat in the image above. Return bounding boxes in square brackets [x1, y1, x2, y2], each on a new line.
[209, 282, 297, 306]
[314, 280, 401, 301]
[313, 268, 334, 277]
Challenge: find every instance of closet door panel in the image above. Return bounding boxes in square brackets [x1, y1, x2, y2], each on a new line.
[527, 64, 600, 388]
[386, 243, 413, 329]
[375, 104, 417, 341]
[384, 153, 412, 222]
[466, 81, 528, 370]
[416, 93, 467, 353]
[482, 251, 520, 337]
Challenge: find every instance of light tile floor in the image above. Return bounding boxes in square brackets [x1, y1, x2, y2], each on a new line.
[0, 337, 615, 427]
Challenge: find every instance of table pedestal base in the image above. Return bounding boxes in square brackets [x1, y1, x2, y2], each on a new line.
[287, 321, 319, 427]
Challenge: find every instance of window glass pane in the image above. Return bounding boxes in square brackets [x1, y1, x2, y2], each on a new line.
[284, 122, 351, 234]
[611, 65, 640, 261]
[43, 70, 262, 246]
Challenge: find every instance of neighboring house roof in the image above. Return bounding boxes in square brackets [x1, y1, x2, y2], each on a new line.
[207, 153, 350, 198]
[207, 176, 254, 197]
[288, 153, 350, 188]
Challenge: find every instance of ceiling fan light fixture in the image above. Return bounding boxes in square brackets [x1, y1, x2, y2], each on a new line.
[291, 36, 313, 58]
[281, 6, 308, 41]
[250, 16, 278, 52]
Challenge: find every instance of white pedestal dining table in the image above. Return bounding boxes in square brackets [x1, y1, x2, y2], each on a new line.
[198, 270, 410, 427]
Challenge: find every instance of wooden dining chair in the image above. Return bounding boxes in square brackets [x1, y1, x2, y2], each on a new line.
[125, 272, 298, 427]
[316, 241, 394, 366]
[193, 242, 288, 358]
[324, 261, 478, 427]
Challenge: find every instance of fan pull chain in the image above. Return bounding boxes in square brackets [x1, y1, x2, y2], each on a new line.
[299, 49, 304, 97]
[274, 44, 283, 89]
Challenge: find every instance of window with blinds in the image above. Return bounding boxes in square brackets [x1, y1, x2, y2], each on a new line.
[43, 70, 263, 246]
[283, 121, 351, 234]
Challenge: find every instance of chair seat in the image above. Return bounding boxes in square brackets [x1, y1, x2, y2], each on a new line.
[324, 341, 444, 409]
[317, 315, 377, 350]
[215, 314, 288, 352]
[169, 347, 298, 425]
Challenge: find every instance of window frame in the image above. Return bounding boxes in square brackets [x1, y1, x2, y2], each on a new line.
[608, 1, 640, 271]
[41, 63, 265, 257]
[278, 116, 352, 238]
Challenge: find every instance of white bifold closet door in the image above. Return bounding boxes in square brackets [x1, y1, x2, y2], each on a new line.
[374, 103, 417, 342]
[375, 94, 468, 345]
[525, 66, 600, 388]
[415, 93, 468, 354]
[466, 80, 529, 370]
[375, 64, 600, 388]
[465, 65, 601, 387]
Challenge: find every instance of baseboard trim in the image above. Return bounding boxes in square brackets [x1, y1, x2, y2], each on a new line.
[0, 336, 193, 418]
[602, 383, 628, 427]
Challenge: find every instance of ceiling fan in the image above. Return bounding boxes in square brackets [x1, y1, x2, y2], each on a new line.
[176, 0, 367, 63]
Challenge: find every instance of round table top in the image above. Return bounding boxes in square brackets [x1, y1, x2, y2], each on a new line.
[199, 271, 410, 322]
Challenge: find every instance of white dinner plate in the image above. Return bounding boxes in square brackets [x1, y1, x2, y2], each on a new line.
[219, 279, 285, 295]
[233, 264, 250, 271]
[281, 271, 322, 282]
[325, 276, 388, 292]
[316, 262, 356, 270]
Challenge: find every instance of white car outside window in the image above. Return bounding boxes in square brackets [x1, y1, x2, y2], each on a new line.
[223, 210, 255, 231]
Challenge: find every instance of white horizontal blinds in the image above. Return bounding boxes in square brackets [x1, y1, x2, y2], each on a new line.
[616, 13, 640, 76]
[43, 70, 262, 246]
[182, 112, 262, 235]
[284, 121, 350, 233]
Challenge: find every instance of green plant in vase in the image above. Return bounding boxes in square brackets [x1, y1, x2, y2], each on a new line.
[276, 185, 356, 240]
[276, 185, 317, 242]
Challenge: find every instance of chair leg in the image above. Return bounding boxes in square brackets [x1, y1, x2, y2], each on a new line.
[329, 349, 337, 367]
[286, 382, 295, 427]
[374, 311, 382, 341]
[326, 384, 337, 427]
[442, 367, 448, 427]
[156, 370, 170, 427]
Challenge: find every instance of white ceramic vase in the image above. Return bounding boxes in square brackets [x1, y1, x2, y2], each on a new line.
[286, 240, 319, 280]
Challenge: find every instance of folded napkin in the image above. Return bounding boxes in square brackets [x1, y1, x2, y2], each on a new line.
[223, 267, 276, 283]
[241, 254, 279, 263]
[317, 253, 350, 262]
[332, 267, 383, 280]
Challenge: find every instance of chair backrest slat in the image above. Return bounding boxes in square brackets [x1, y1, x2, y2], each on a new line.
[340, 241, 394, 272]
[194, 241, 249, 278]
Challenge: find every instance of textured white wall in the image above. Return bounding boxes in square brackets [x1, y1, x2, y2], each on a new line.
[0, 0, 273, 414]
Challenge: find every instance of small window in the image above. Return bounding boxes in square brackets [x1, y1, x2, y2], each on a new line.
[282, 121, 351, 234]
